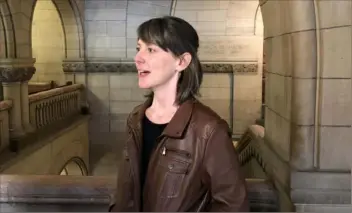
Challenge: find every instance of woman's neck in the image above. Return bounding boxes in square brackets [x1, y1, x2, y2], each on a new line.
[146, 85, 179, 124]
[150, 89, 178, 113]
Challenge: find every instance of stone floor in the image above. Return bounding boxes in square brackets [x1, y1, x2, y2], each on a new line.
[89, 142, 122, 176]
[91, 151, 119, 176]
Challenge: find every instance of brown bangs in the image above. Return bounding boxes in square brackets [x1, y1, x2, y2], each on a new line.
[137, 18, 169, 52]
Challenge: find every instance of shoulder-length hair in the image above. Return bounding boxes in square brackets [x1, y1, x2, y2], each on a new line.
[137, 16, 203, 105]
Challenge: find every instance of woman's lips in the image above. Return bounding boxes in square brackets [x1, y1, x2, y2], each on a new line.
[138, 70, 150, 77]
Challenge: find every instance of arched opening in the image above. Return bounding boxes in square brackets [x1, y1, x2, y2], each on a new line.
[59, 157, 88, 176]
[30, 0, 83, 92]
[254, 4, 265, 126]
[0, 2, 15, 58]
[31, 0, 66, 86]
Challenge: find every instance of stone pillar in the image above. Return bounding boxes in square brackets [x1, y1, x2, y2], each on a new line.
[2, 82, 24, 138]
[0, 58, 36, 138]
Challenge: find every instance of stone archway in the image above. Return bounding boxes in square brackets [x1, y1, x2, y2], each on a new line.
[49, 138, 89, 175]
[30, 0, 84, 85]
[59, 157, 88, 176]
[0, 1, 16, 58]
[30, 0, 84, 59]
[0, 0, 83, 60]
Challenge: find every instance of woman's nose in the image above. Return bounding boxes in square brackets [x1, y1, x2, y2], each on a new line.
[134, 51, 145, 65]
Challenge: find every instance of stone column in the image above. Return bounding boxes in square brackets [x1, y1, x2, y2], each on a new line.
[0, 58, 36, 138]
[2, 82, 24, 138]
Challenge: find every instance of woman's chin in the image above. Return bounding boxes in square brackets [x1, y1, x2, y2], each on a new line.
[138, 82, 151, 89]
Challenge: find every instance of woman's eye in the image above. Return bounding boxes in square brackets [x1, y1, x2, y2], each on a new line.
[136, 47, 140, 52]
[148, 48, 155, 53]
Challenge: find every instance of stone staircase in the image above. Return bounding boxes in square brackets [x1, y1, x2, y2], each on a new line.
[235, 125, 352, 212]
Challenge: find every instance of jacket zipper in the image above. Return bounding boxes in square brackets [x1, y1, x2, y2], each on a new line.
[143, 135, 165, 189]
[161, 146, 192, 158]
[140, 135, 167, 210]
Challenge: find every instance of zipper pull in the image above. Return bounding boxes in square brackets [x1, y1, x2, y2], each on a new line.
[162, 146, 166, 155]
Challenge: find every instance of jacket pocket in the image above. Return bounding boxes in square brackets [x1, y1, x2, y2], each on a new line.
[158, 158, 190, 199]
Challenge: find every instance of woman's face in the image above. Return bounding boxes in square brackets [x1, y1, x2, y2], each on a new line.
[134, 39, 180, 90]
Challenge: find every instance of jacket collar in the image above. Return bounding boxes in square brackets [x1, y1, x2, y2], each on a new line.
[129, 97, 195, 138]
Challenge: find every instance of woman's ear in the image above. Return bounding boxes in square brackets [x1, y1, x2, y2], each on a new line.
[175, 52, 192, 73]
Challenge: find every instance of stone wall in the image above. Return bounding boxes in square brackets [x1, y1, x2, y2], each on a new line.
[314, 1, 351, 170]
[173, 0, 264, 136]
[0, 117, 89, 175]
[66, 62, 259, 150]
[261, 0, 351, 209]
[85, 0, 173, 59]
[262, 0, 351, 171]
[79, 0, 264, 149]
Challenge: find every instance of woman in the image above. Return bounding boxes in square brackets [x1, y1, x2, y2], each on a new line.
[109, 16, 249, 212]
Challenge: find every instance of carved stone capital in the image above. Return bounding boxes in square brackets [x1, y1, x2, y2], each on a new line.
[0, 66, 36, 82]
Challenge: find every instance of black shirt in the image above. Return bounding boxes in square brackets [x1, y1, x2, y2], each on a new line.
[140, 114, 168, 193]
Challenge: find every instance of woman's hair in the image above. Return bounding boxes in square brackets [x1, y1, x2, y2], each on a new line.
[137, 16, 203, 105]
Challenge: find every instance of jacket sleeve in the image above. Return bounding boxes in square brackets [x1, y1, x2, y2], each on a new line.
[109, 122, 134, 212]
[203, 120, 250, 212]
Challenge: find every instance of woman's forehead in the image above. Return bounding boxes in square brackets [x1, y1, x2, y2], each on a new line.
[137, 39, 157, 47]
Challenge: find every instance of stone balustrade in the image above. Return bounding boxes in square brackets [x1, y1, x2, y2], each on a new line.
[0, 100, 12, 152]
[28, 84, 83, 130]
[0, 174, 278, 212]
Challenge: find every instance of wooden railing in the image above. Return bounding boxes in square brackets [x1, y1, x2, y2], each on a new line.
[0, 100, 12, 152]
[28, 84, 83, 129]
[0, 175, 278, 212]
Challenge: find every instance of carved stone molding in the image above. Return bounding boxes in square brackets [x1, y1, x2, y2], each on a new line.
[233, 64, 258, 74]
[62, 62, 137, 73]
[62, 62, 85, 73]
[62, 61, 258, 74]
[0, 66, 36, 82]
[201, 63, 233, 73]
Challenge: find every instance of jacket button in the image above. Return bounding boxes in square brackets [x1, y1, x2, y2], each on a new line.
[168, 164, 174, 170]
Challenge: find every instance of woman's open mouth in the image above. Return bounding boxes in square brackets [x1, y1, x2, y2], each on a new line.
[138, 70, 150, 77]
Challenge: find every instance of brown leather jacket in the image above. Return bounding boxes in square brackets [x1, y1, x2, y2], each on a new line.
[110, 98, 249, 212]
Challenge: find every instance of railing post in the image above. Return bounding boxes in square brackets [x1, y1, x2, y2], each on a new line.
[28, 84, 84, 129]
[21, 81, 34, 132]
